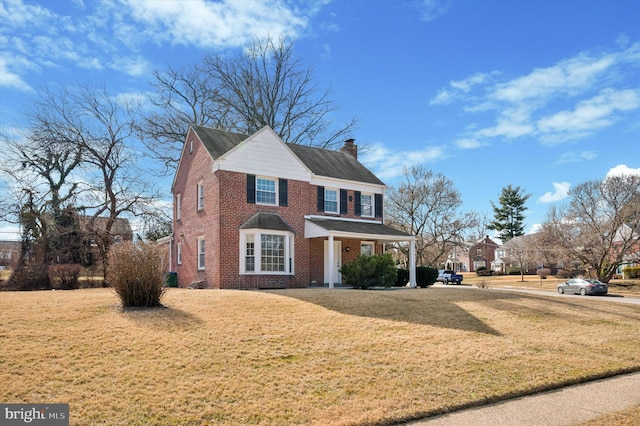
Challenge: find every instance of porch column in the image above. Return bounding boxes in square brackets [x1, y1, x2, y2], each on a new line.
[328, 234, 334, 288]
[409, 238, 416, 288]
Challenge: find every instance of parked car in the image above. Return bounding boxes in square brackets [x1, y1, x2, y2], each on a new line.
[436, 270, 463, 285]
[557, 278, 608, 296]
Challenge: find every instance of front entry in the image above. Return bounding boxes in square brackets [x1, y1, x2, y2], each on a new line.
[323, 240, 342, 286]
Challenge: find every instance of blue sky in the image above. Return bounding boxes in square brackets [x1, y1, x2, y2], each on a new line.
[1, 0, 639, 241]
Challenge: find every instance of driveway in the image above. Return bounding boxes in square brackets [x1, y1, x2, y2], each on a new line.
[431, 283, 640, 305]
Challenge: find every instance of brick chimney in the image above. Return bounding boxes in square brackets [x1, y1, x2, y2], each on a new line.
[341, 138, 357, 160]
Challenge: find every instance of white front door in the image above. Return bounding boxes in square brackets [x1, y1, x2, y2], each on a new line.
[323, 240, 342, 286]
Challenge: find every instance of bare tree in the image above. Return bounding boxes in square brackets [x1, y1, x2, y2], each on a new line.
[140, 36, 357, 167]
[21, 84, 163, 282]
[385, 166, 477, 267]
[0, 109, 85, 283]
[541, 174, 640, 282]
[139, 63, 232, 170]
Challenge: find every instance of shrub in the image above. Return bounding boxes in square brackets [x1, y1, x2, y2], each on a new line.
[536, 268, 551, 280]
[107, 242, 166, 307]
[395, 268, 410, 287]
[416, 266, 438, 288]
[48, 264, 81, 290]
[340, 254, 397, 289]
[476, 266, 487, 272]
[622, 266, 640, 279]
[507, 268, 521, 275]
[477, 269, 492, 276]
[5, 263, 50, 291]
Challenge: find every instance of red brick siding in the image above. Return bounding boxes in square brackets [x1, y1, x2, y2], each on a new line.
[173, 132, 386, 288]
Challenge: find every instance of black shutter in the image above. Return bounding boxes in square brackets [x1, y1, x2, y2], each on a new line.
[340, 189, 348, 215]
[354, 191, 361, 216]
[317, 186, 324, 212]
[375, 193, 383, 218]
[247, 174, 256, 204]
[279, 179, 288, 207]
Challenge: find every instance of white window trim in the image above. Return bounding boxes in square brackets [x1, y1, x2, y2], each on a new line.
[256, 176, 278, 206]
[197, 236, 205, 270]
[239, 229, 294, 275]
[360, 193, 374, 217]
[176, 193, 182, 221]
[324, 188, 339, 214]
[197, 181, 204, 211]
[361, 241, 375, 256]
[177, 242, 182, 265]
[189, 139, 194, 153]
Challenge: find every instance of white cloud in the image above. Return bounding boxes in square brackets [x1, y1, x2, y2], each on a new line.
[606, 164, 640, 178]
[455, 138, 483, 149]
[431, 42, 640, 145]
[537, 88, 640, 143]
[419, 0, 450, 22]
[0, 57, 33, 92]
[538, 182, 571, 203]
[119, 0, 310, 48]
[361, 143, 446, 181]
[554, 151, 597, 165]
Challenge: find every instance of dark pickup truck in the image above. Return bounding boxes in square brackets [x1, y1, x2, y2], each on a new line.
[436, 269, 464, 285]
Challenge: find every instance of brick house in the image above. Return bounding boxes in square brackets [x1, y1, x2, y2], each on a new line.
[168, 125, 416, 289]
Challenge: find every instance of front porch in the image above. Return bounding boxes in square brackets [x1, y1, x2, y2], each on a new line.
[305, 216, 416, 288]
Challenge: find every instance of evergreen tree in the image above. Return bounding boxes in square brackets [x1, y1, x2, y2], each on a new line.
[487, 185, 531, 241]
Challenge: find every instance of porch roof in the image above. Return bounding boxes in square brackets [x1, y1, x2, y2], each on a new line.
[305, 217, 413, 242]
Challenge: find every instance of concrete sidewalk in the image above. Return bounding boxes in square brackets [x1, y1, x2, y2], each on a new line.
[407, 371, 640, 425]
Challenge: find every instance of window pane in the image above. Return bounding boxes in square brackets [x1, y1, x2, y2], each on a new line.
[325, 189, 338, 213]
[261, 234, 285, 272]
[361, 194, 372, 216]
[361, 243, 374, 257]
[257, 178, 276, 204]
[198, 238, 205, 269]
[245, 235, 255, 272]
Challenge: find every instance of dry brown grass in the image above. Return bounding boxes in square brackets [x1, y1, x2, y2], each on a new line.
[1, 287, 640, 425]
[578, 404, 640, 426]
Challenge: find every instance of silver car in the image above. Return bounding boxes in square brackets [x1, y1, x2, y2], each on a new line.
[557, 278, 608, 296]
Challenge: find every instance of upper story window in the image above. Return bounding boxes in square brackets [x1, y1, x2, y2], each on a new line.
[257, 177, 276, 205]
[247, 175, 287, 206]
[324, 189, 338, 214]
[361, 194, 373, 217]
[197, 181, 204, 211]
[189, 139, 194, 153]
[176, 193, 182, 221]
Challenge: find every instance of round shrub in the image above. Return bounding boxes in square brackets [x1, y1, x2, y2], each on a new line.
[395, 268, 410, 287]
[107, 242, 166, 307]
[416, 266, 438, 288]
[340, 253, 397, 289]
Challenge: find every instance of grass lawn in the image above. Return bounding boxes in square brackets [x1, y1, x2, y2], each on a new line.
[1, 287, 640, 425]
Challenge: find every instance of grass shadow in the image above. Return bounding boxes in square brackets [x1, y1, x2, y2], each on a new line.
[118, 304, 204, 331]
[265, 287, 531, 335]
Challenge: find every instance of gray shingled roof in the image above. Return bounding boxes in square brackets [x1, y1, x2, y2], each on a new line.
[307, 218, 410, 237]
[192, 125, 248, 158]
[240, 212, 295, 233]
[192, 126, 384, 185]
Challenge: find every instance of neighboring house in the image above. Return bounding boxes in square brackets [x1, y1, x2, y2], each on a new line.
[79, 216, 133, 265]
[469, 236, 499, 272]
[168, 125, 416, 289]
[613, 223, 640, 277]
[443, 241, 471, 272]
[492, 234, 559, 275]
[0, 241, 21, 270]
